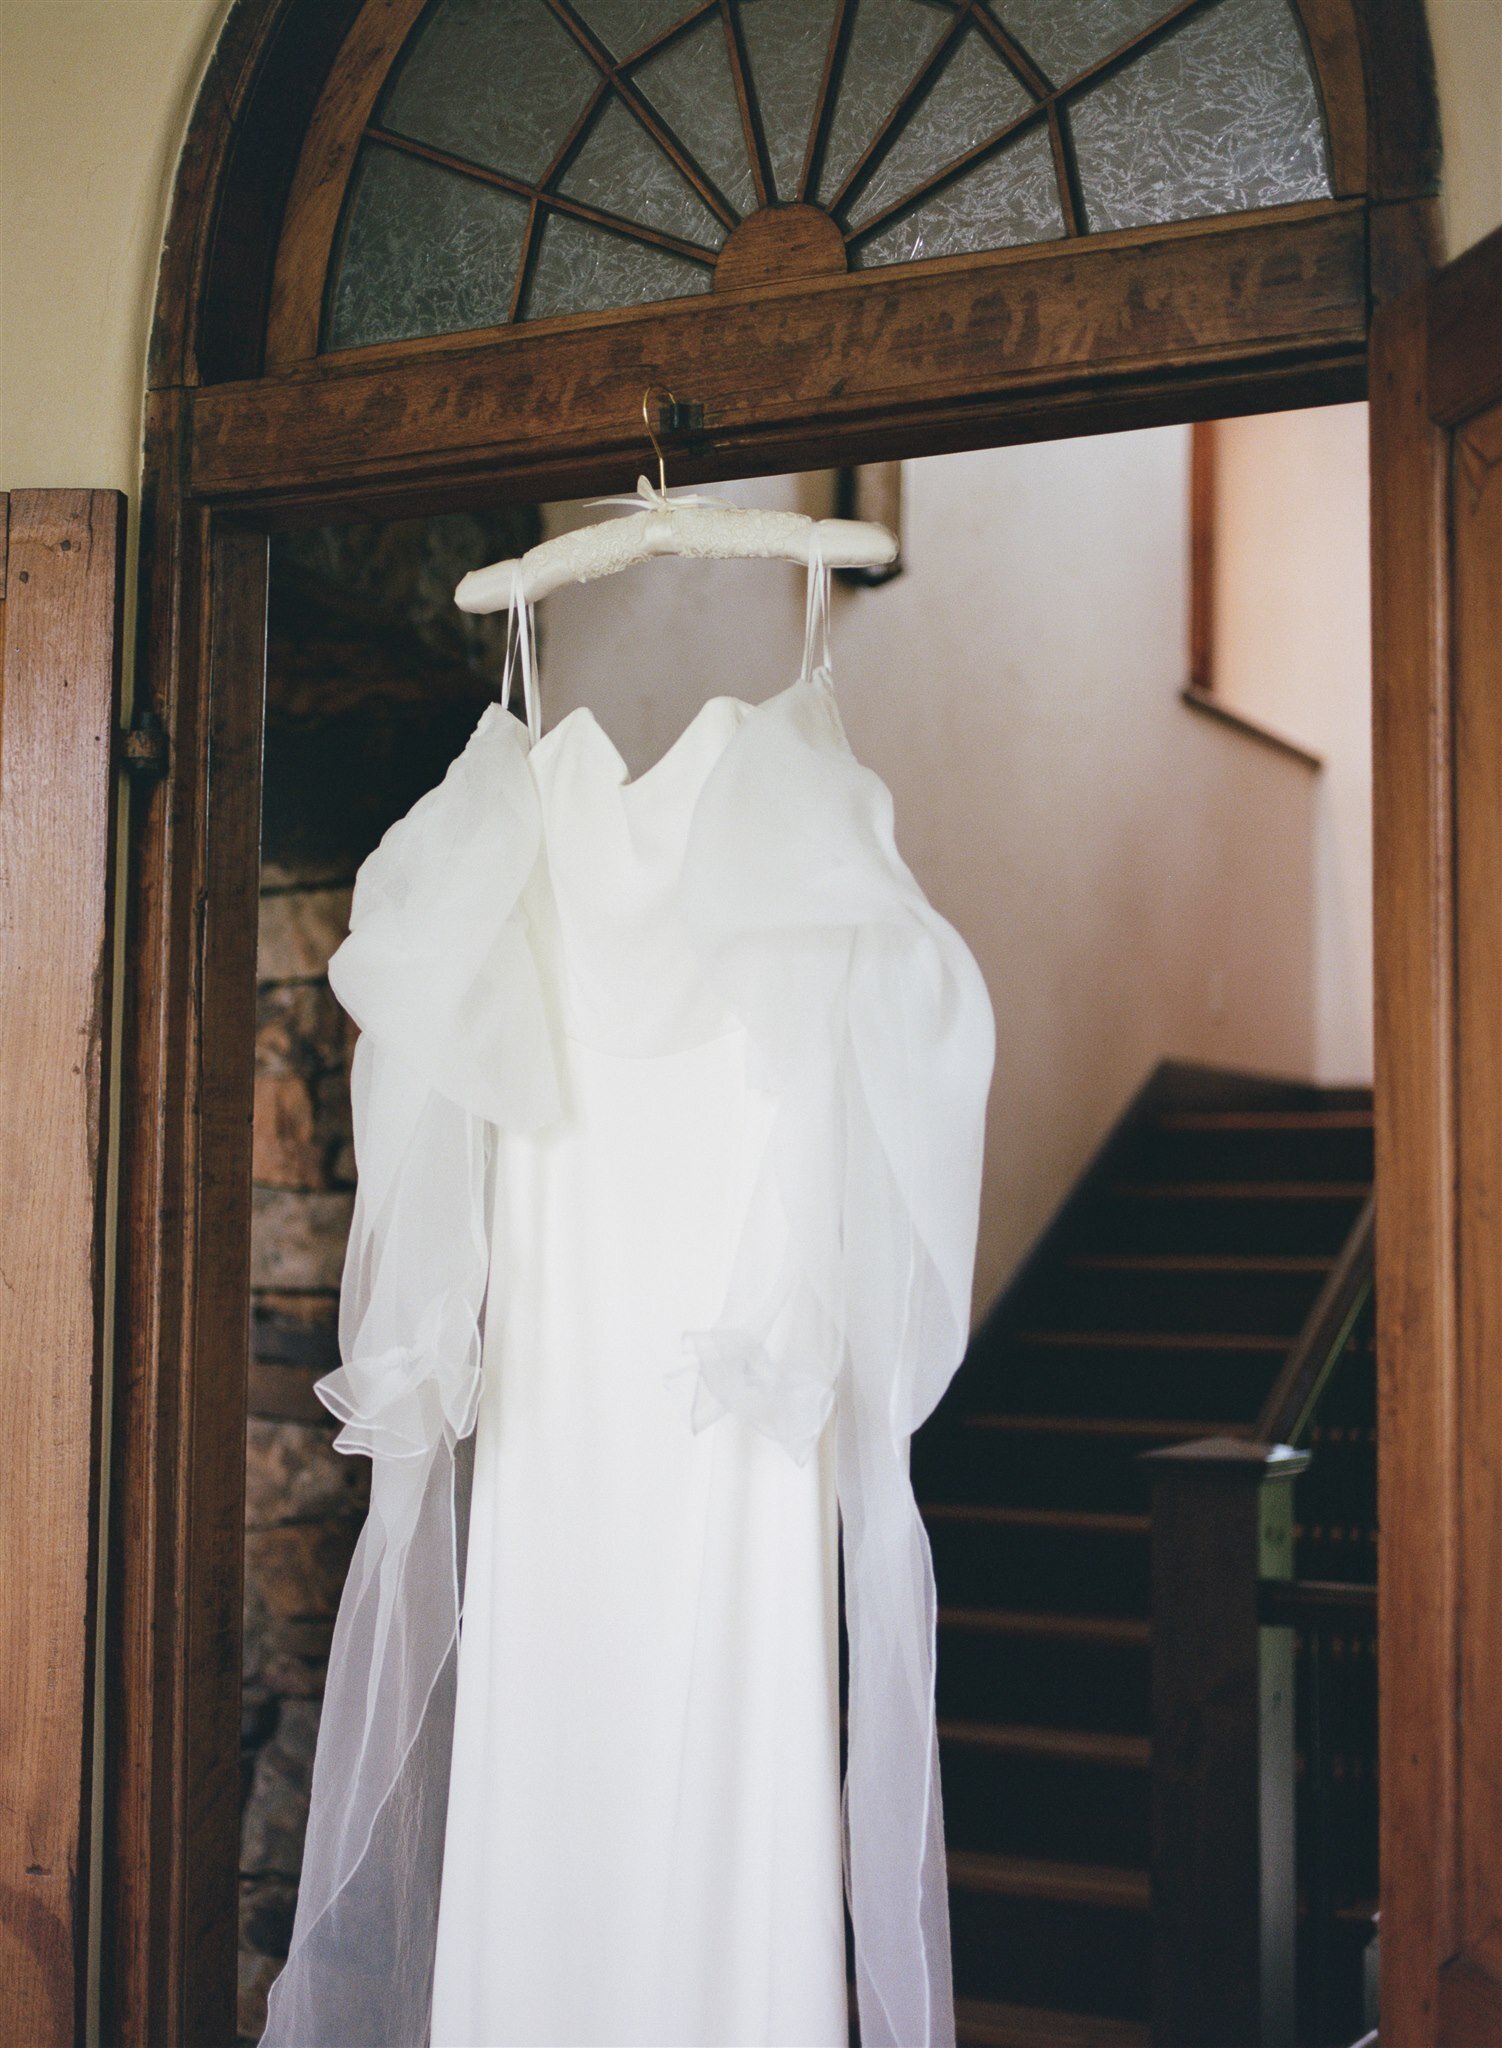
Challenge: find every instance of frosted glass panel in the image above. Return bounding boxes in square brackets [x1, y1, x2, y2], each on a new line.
[853, 122, 1063, 264]
[633, 16, 758, 217]
[324, 0, 1341, 347]
[525, 212, 712, 318]
[989, 0, 1174, 89]
[328, 143, 528, 348]
[1070, 0, 1332, 233]
[575, 0, 696, 59]
[817, 0, 952, 205]
[739, 0, 839, 202]
[846, 25, 1034, 229]
[382, 0, 597, 182]
[558, 95, 726, 244]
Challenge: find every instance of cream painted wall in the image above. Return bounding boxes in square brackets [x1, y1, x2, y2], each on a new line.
[0, 1, 228, 493]
[1213, 404, 1373, 1086]
[539, 435, 1320, 1316]
[1429, 0, 1502, 254]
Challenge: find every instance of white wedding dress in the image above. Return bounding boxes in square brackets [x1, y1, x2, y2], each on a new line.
[261, 558, 994, 2048]
[430, 691, 847, 2045]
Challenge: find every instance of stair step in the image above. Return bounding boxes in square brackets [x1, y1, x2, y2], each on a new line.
[949, 1852, 1150, 1912]
[1139, 1111, 1373, 1183]
[917, 1413, 1216, 1510]
[1024, 1256, 1329, 1336]
[966, 1329, 1286, 1423]
[925, 1503, 1150, 1536]
[940, 1608, 1150, 1647]
[1012, 1329, 1286, 1351]
[1091, 1182, 1369, 1255]
[1068, 1253, 1334, 1274]
[938, 1609, 1150, 1738]
[1156, 1109, 1372, 1131]
[961, 1414, 1217, 1441]
[1110, 1179, 1370, 1199]
[955, 1996, 1149, 2048]
[939, 1720, 1150, 1769]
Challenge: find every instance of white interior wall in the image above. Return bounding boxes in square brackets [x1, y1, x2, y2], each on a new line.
[540, 431, 1319, 1316]
[1212, 404, 1374, 1084]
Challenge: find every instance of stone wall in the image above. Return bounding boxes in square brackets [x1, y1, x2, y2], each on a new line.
[239, 864, 364, 2043]
[237, 508, 533, 2043]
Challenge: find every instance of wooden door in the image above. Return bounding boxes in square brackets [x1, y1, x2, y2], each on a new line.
[0, 491, 128, 2043]
[1371, 227, 1502, 2048]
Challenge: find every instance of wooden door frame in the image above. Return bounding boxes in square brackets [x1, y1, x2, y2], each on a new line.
[108, 2, 1455, 2042]
[1370, 227, 1502, 2048]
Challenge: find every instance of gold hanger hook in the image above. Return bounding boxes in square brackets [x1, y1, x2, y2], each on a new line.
[641, 384, 676, 498]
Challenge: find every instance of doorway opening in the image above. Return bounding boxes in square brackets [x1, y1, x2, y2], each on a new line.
[236, 412, 1374, 2045]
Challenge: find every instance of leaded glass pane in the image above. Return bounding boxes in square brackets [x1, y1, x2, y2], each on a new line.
[525, 212, 712, 318]
[817, 0, 953, 206]
[574, 0, 699, 60]
[738, 0, 839, 202]
[852, 121, 1063, 265]
[327, 143, 528, 349]
[322, 0, 1340, 348]
[845, 24, 1035, 230]
[633, 15, 759, 217]
[988, 0, 1174, 91]
[1069, 0, 1332, 234]
[382, 0, 597, 182]
[558, 94, 726, 245]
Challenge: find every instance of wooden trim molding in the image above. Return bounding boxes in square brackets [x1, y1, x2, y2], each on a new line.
[1369, 228, 1502, 2048]
[1179, 685, 1324, 771]
[1188, 419, 1216, 696]
[108, 0, 1445, 2040]
[194, 202, 1372, 520]
[0, 490, 127, 2045]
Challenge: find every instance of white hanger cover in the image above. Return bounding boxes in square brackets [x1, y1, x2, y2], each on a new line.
[455, 476, 897, 613]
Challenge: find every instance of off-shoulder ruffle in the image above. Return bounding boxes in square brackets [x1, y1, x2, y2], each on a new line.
[328, 702, 560, 1131]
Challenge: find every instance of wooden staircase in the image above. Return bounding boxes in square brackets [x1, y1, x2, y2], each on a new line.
[912, 1066, 1376, 2048]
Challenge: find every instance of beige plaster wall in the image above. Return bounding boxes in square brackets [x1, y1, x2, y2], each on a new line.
[1429, 0, 1502, 254]
[1213, 403, 1373, 1087]
[0, 1, 227, 493]
[539, 435, 1320, 1316]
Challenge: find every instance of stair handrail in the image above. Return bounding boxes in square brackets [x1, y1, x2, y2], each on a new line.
[1142, 1188, 1375, 2047]
[1253, 1194, 1375, 1450]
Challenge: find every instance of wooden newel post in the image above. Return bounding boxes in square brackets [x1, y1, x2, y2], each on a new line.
[1140, 1437, 1310, 2048]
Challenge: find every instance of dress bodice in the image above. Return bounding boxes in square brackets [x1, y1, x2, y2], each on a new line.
[525, 697, 752, 1055]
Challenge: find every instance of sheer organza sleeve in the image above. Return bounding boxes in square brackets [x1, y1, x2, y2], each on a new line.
[261, 705, 554, 2048]
[680, 677, 995, 2048]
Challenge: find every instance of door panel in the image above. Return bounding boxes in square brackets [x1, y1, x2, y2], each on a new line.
[0, 490, 127, 2043]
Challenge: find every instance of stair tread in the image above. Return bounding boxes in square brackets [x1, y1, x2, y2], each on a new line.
[1156, 1108, 1372, 1132]
[1010, 1329, 1287, 1352]
[939, 1606, 1151, 1647]
[1067, 1251, 1334, 1273]
[962, 1414, 1220, 1440]
[939, 1718, 1150, 1768]
[1108, 1179, 1370, 1200]
[954, 1998, 1149, 2048]
[924, 1503, 1149, 1535]
[948, 1849, 1150, 1911]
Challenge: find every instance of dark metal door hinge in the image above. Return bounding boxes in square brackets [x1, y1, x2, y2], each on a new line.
[118, 708, 168, 782]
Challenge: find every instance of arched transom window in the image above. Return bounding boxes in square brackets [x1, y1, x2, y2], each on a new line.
[323, 0, 1334, 351]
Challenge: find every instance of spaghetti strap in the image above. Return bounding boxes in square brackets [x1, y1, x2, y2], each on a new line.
[501, 568, 543, 744]
[800, 535, 832, 687]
